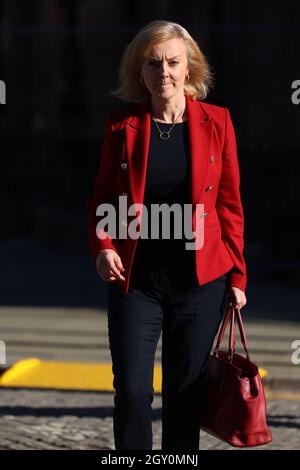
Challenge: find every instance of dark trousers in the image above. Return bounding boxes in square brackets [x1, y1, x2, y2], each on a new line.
[107, 240, 231, 451]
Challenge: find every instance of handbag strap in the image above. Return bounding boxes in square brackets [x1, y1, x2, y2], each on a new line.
[214, 302, 233, 351]
[215, 304, 230, 347]
[229, 305, 236, 360]
[214, 302, 250, 361]
[236, 307, 250, 360]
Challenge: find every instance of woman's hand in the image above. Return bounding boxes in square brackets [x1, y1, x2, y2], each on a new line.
[96, 249, 126, 282]
[229, 286, 247, 310]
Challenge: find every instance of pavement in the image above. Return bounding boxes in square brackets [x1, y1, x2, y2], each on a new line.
[0, 388, 299, 450]
[0, 239, 300, 450]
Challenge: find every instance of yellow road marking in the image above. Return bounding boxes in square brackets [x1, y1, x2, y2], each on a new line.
[0, 358, 269, 392]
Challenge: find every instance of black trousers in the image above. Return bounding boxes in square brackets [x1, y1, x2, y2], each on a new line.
[107, 239, 231, 451]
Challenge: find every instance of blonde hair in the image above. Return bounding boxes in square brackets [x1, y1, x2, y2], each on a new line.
[110, 20, 215, 103]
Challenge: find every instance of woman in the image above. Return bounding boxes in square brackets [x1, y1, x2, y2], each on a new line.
[86, 20, 247, 451]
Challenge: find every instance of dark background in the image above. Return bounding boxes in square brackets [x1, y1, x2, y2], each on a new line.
[0, 0, 299, 309]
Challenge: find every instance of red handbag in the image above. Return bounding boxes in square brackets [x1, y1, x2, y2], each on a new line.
[199, 303, 272, 447]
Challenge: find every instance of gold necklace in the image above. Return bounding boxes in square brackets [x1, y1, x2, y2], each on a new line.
[152, 109, 184, 140]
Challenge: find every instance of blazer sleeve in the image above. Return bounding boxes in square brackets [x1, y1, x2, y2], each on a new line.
[216, 107, 247, 292]
[86, 111, 119, 264]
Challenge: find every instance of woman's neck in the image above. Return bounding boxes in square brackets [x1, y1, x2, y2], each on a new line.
[150, 93, 187, 123]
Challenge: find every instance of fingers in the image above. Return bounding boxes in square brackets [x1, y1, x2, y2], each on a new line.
[115, 257, 125, 274]
[228, 286, 247, 311]
[109, 258, 125, 281]
[96, 252, 126, 282]
[229, 299, 247, 310]
[98, 265, 118, 282]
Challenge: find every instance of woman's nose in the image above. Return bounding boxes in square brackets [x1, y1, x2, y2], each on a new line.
[159, 64, 170, 77]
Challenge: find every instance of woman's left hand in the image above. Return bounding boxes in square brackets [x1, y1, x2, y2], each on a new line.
[229, 286, 247, 310]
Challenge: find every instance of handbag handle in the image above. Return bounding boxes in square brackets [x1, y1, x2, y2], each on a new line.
[214, 303, 235, 355]
[229, 306, 236, 360]
[214, 302, 250, 361]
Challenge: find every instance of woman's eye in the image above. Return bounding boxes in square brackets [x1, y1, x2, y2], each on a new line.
[148, 61, 178, 66]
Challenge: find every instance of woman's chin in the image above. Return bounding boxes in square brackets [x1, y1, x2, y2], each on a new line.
[156, 89, 176, 99]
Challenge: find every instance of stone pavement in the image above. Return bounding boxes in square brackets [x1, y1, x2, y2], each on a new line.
[0, 388, 299, 450]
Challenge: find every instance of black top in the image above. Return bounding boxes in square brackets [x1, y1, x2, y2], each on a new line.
[136, 118, 194, 258]
[144, 119, 190, 201]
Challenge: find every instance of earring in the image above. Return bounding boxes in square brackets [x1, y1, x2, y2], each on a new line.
[185, 74, 190, 81]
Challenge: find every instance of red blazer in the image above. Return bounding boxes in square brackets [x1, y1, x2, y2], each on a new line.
[86, 93, 247, 293]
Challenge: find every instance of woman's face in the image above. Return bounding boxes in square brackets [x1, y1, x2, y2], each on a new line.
[141, 37, 189, 100]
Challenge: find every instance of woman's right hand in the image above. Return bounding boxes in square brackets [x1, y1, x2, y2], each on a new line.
[96, 249, 126, 282]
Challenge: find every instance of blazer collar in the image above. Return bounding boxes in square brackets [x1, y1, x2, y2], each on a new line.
[127, 92, 211, 129]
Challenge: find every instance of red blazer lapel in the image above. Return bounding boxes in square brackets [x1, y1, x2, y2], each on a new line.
[185, 94, 214, 207]
[125, 100, 151, 212]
